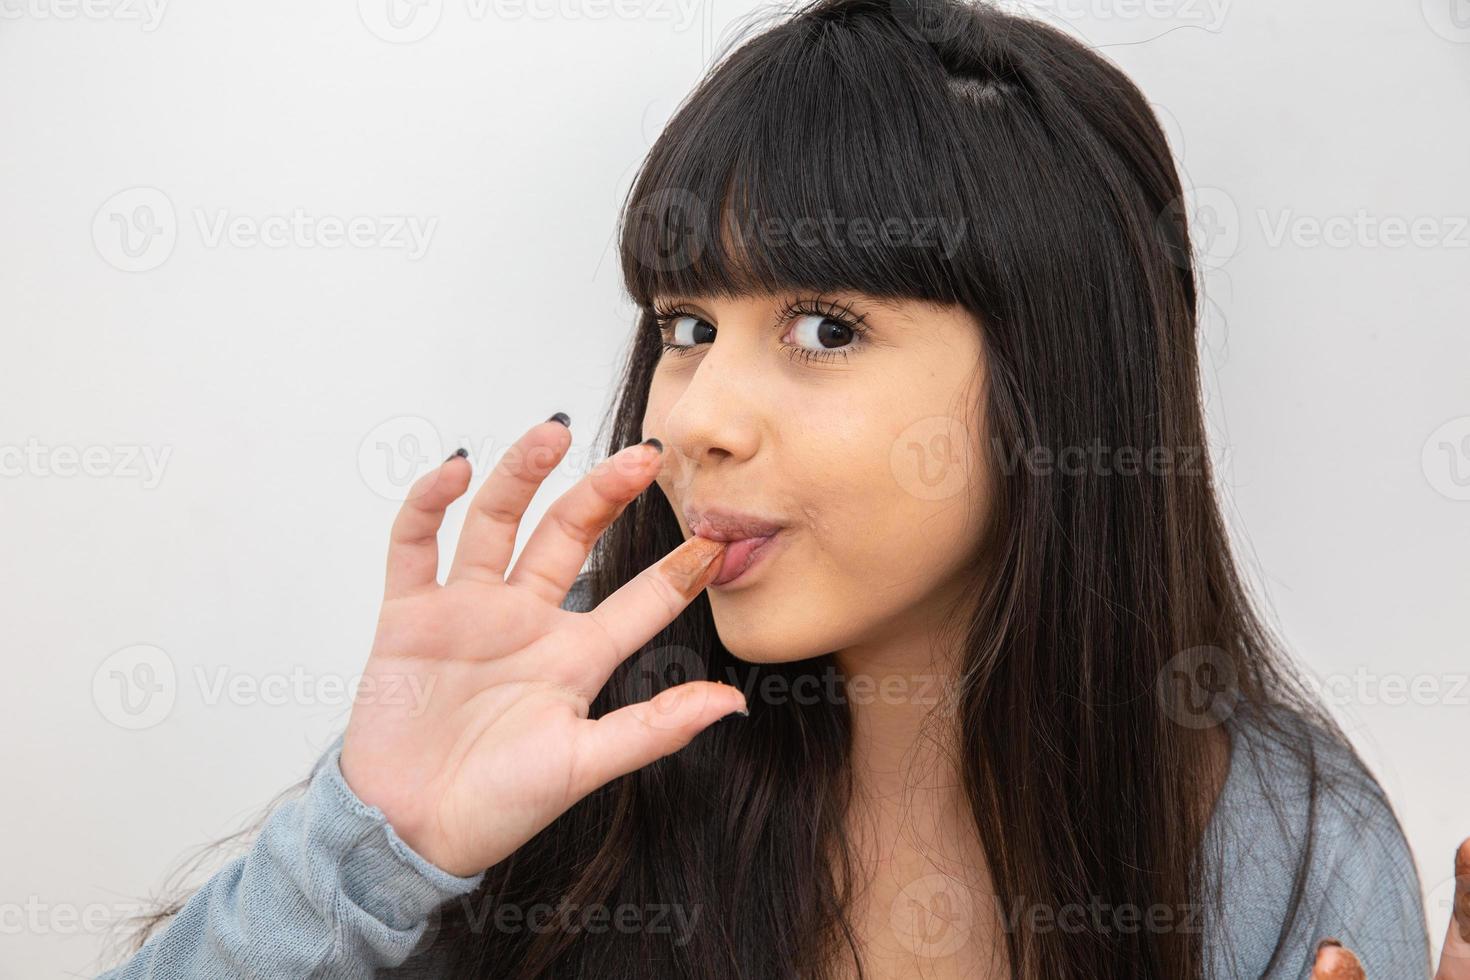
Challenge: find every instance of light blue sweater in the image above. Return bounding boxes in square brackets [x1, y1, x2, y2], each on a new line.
[99, 576, 1431, 979]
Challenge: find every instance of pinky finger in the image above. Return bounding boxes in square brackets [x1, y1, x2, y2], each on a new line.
[567, 681, 748, 797]
[384, 450, 473, 600]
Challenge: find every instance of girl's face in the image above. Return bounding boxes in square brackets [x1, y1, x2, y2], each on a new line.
[644, 289, 991, 664]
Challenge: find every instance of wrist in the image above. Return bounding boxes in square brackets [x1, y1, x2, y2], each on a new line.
[327, 740, 485, 889]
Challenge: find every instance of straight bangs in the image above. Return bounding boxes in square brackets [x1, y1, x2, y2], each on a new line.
[616, 0, 1030, 316]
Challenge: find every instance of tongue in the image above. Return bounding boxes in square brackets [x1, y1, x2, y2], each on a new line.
[716, 535, 769, 583]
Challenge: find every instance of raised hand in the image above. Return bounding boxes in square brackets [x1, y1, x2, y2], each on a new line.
[338, 416, 744, 877]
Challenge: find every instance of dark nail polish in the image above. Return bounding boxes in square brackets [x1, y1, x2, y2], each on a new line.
[641, 437, 663, 453]
[444, 448, 468, 462]
[547, 412, 571, 428]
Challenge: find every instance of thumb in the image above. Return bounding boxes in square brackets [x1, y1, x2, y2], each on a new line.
[570, 681, 749, 793]
[1312, 940, 1365, 980]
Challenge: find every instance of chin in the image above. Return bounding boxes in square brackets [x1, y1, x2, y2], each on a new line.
[709, 623, 793, 664]
[706, 607, 826, 665]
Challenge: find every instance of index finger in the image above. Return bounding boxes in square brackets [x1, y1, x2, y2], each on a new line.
[505, 439, 666, 605]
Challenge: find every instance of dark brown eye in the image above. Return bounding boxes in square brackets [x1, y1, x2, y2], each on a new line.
[661, 314, 716, 351]
[787, 313, 856, 351]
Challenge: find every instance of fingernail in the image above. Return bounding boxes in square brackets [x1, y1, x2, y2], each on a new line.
[1314, 938, 1342, 956]
[444, 448, 468, 463]
[640, 436, 663, 453]
[663, 537, 726, 599]
[547, 412, 571, 427]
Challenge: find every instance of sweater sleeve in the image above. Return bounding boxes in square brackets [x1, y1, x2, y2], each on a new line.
[1282, 757, 1432, 979]
[1203, 706, 1432, 980]
[100, 571, 599, 980]
[98, 736, 485, 979]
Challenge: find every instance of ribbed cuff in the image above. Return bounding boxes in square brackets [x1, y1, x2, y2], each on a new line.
[310, 736, 485, 932]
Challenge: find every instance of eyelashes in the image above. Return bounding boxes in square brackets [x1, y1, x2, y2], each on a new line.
[649, 296, 873, 365]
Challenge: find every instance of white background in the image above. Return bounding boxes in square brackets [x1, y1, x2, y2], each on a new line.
[1, 0, 1466, 975]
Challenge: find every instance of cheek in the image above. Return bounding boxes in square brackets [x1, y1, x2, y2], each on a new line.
[791, 384, 985, 601]
[643, 371, 674, 434]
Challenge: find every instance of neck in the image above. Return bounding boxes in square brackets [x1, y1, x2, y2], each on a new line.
[831, 573, 976, 858]
[828, 595, 1002, 979]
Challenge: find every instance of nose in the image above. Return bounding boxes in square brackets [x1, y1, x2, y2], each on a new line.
[659, 324, 766, 474]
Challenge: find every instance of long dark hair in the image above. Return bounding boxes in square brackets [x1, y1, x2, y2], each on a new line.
[130, 0, 1418, 977]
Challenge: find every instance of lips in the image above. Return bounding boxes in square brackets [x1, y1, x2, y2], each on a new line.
[684, 505, 788, 587]
[709, 532, 780, 586]
[684, 508, 786, 542]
